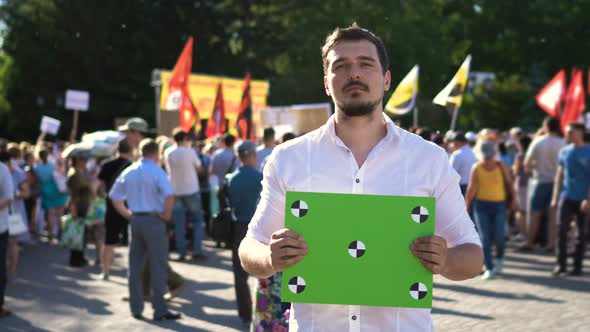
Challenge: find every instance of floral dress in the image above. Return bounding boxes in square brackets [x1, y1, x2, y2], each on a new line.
[252, 273, 289, 332]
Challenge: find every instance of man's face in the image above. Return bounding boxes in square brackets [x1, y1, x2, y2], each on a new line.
[565, 126, 581, 143]
[324, 40, 391, 117]
[126, 130, 143, 147]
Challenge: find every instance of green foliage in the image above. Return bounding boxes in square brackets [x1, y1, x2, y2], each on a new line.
[0, 0, 588, 140]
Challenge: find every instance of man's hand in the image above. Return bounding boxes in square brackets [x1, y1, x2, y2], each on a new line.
[267, 229, 308, 273]
[159, 212, 172, 223]
[411, 235, 448, 275]
[581, 199, 589, 213]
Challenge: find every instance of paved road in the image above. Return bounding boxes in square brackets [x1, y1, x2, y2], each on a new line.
[1, 239, 589, 331]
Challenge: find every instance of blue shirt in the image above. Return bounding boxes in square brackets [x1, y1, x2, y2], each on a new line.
[227, 166, 262, 223]
[558, 144, 590, 201]
[109, 159, 174, 213]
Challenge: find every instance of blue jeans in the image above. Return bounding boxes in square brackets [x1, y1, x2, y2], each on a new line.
[173, 192, 205, 256]
[473, 200, 507, 270]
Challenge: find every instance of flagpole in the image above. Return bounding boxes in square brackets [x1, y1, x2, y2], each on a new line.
[450, 105, 460, 131]
[413, 107, 418, 128]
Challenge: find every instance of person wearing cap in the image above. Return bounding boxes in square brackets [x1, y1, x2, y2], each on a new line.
[110, 139, 181, 321]
[227, 140, 263, 326]
[465, 131, 477, 148]
[256, 127, 275, 171]
[164, 127, 206, 261]
[117, 117, 151, 149]
[449, 131, 478, 196]
[466, 140, 517, 280]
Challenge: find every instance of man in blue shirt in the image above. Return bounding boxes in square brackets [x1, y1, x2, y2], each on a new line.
[110, 139, 181, 321]
[227, 140, 263, 325]
[551, 123, 590, 277]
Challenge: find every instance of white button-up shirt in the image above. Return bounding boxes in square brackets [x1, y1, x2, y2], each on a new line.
[246, 113, 481, 332]
[449, 145, 478, 186]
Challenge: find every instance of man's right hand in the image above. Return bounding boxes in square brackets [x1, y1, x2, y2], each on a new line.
[268, 228, 308, 272]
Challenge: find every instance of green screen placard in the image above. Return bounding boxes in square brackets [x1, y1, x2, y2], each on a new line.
[281, 191, 435, 308]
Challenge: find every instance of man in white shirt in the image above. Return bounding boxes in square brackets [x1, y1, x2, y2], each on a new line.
[256, 127, 275, 171]
[238, 24, 483, 331]
[164, 128, 206, 261]
[448, 132, 478, 195]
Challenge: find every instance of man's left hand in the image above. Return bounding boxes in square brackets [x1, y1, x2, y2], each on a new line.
[411, 235, 448, 275]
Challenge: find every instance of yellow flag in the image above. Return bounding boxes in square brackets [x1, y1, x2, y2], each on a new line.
[385, 65, 419, 115]
[433, 55, 471, 108]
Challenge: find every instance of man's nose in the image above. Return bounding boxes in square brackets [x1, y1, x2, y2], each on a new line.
[348, 64, 362, 80]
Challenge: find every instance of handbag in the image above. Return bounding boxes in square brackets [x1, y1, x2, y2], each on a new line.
[60, 214, 85, 250]
[7, 204, 27, 236]
[496, 161, 514, 204]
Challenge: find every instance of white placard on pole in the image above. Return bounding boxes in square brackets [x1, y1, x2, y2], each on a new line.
[65, 90, 90, 111]
[40, 116, 61, 135]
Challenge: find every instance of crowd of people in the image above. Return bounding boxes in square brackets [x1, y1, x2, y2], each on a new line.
[0, 24, 588, 331]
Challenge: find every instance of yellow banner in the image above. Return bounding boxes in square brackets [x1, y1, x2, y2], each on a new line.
[159, 71, 270, 134]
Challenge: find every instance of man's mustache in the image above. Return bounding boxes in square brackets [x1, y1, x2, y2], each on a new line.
[343, 81, 369, 92]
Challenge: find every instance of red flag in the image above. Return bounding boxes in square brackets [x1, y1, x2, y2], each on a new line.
[535, 69, 566, 118]
[206, 82, 226, 137]
[236, 73, 254, 140]
[561, 68, 586, 132]
[164, 37, 199, 132]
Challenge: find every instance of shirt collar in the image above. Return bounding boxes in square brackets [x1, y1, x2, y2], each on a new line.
[324, 112, 399, 148]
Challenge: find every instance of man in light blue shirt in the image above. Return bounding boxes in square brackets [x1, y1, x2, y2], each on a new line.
[110, 139, 181, 321]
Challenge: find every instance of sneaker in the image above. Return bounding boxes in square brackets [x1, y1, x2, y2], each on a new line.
[98, 273, 109, 281]
[154, 311, 182, 321]
[481, 270, 495, 280]
[551, 266, 566, 277]
[495, 259, 504, 274]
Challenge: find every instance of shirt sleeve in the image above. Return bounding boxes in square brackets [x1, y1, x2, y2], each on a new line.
[0, 166, 14, 201]
[432, 149, 481, 248]
[524, 138, 538, 162]
[246, 149, 286, 245]
[108, 173, 127, 201]
[156, 168, 174, 197]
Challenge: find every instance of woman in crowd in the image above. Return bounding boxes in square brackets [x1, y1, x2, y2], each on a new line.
[512, 135, 532, 240]
[466, 140, 518, 280]
[35, 148, 68, 242]
[66, 153, 93, 267]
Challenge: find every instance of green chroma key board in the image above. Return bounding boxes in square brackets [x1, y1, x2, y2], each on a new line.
[281, 191, 435, 308]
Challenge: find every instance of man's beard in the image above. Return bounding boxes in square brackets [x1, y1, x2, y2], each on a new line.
[337, 98, 382, 117]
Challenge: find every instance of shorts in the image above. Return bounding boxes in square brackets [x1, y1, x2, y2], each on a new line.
[529, 182, 553, 212]
[105, 203, 129, 245]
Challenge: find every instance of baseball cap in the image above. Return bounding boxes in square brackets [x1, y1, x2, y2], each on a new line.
[236, 140, 256, 157]
[117, 117, 151, 133]
[465, 131, 477, 142]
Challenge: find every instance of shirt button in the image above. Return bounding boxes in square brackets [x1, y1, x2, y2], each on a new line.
[355, 179, 360, 183]
[352, 315, 357, 320]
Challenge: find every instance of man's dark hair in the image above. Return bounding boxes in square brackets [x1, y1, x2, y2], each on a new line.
[38, 149, 49, 164]
[0, 151, 10, 163]
[321, 23, 389, 74]
[172, 127, 188, 143]
[282, 132, 296, 143]
[519, 135, 532, 152]
[567, 122, 586, 133]
[140, 139, 159, 157]
[117, 138, 132, 154]
[223, 133, 236, 147]
[543, 116, 561, 134]
[263, 127, 275, 142]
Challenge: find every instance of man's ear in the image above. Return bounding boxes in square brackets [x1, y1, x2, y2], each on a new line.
[384, 70, 392, 91]
[324, 75, 331, 96]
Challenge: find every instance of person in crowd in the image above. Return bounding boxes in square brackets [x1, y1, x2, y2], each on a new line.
[256, 127, 275, 171]
[512, 135, 532, 239]
[449, 131, 478, 196]
[238, 24, 482, 330]
[118, 117, 185, 300]
[97, 139, 133, 280]
[551, 123, 590, 277]
[110, 139, 181, 321]
[466, 140, 517, 280]
[0, 151, 14, 318]
[210, 134, 239, 187]
[227, 140, 263, 326]
[66, 152, 93, 267]
[22, 152, 40, 237]
[34, 148, 68, 242]
[195, 140, 212, 235]
[164, 127, 206, 261]
[519, 117, 564, 252]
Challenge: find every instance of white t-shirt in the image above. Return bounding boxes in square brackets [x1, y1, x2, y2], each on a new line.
[449, 145, 478, 186]
[164, 145, 202, 196]
[247, 113, 481, 332]
[256, 146, 273, 171]
[525, 135, 565, 184]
